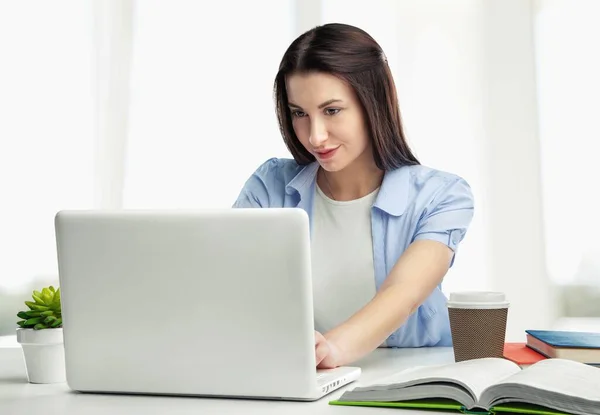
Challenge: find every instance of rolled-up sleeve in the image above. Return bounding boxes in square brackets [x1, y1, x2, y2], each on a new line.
[413, 177, 474, 260]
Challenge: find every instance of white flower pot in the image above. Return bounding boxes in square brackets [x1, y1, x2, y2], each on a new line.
[16, 328, 66, 384]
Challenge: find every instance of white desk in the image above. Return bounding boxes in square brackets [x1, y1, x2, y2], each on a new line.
[0, 346, 455, 414]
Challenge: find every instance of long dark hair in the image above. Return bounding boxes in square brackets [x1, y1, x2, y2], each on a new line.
[274, 23, 419, 170]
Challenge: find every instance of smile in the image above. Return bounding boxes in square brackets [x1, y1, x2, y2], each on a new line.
[314, 147, 339, 160]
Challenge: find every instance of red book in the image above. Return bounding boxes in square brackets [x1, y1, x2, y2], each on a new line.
[503, 342, 546, 368]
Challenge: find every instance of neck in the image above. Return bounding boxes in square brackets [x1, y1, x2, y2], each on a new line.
[319, 155, 383, 201]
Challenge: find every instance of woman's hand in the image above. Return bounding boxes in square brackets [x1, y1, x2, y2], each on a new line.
[314, 330, 342, 369]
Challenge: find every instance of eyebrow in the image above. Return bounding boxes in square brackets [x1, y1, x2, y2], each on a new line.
[288, 99, 343, 110]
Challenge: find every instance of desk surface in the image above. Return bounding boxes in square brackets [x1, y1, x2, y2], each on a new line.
[0, 346, 455, 414]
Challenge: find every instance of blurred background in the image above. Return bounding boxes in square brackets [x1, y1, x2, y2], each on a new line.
[1, 0, 599, 345]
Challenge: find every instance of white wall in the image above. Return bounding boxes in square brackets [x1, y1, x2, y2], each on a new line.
[533, 0, 600, 287]
[122, 0, 295, 209]
[0, 1, 95, 294]
[480, 0, 556, 340]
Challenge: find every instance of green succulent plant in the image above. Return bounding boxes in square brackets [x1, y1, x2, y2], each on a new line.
[16, 286, 62, 330]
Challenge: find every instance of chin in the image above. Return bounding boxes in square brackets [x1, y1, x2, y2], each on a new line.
[318, 160, 347, 172]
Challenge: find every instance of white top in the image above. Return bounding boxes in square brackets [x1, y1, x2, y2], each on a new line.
[311, 184, 379, 335]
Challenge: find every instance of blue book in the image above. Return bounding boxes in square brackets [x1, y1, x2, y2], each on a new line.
[526, 330, 600, 348]
[525, 330, 600, 364]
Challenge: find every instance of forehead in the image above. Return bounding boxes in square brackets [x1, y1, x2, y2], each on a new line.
[285, 71, 354, 106]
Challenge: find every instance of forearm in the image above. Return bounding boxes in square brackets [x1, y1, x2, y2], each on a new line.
[324, 240, 453, 366]
[324, 284, 413, 364]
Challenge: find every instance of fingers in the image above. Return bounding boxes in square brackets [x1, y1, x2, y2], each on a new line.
[314, 330, 329, 366]
[315, 341, 329, 366]
[314, 330, 325, 345]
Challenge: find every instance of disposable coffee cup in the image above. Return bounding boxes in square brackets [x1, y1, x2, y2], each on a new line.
[447, 291, 509, 362]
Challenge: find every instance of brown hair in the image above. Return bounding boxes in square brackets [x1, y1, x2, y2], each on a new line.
[274, 23, 419, 170]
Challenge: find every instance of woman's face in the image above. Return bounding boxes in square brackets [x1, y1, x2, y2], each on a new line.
[286, 72, 372, 172]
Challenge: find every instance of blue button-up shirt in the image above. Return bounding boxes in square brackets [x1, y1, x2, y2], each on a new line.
[233, 157, 474, 347]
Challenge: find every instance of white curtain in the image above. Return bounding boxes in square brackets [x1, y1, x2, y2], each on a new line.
[92, 0, 134, 209]
[0, 1, 95, 296]
[122, 0, 296, 209]
[533, 0, 600, 287]
[2, 0, 599, 339]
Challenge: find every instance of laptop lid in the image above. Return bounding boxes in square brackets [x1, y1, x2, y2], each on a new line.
[55, 208, 327, 399]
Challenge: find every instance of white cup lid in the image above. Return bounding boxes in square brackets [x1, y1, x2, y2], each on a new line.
[447, 291, 509, 309]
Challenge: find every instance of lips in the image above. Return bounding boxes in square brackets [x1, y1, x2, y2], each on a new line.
[314, 147, 339, 160]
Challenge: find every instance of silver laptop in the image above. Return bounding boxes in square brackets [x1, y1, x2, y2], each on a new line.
[54, 208, 360, 401]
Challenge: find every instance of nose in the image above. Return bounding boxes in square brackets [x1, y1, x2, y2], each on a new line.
[308, 118, 328, 147]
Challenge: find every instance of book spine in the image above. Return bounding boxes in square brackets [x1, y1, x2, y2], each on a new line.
[461, 407, 491, 415]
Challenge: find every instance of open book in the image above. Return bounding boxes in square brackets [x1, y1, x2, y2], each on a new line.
[330, 357, 600, 415]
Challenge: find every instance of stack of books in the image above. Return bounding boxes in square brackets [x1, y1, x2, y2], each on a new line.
[504, 329, 600, 368]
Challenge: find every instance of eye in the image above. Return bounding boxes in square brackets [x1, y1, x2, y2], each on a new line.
[324, 108, 341, 116]
[291, 110, 307, 118]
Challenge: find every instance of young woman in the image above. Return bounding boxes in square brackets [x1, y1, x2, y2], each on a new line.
[233, 23, 474, 369]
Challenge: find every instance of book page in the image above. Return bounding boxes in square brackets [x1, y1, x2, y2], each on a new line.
[489, 358, 600, 401]
[355, 358, 521, 401]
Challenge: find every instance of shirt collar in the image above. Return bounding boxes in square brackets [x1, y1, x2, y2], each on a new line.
[373, 166, 411, 217]
[285, 161, 410, 217]
[285, 162, 319, 197]
[285, 162, 319, 213]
